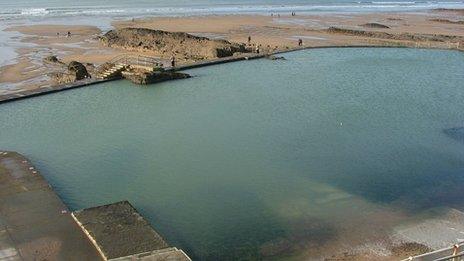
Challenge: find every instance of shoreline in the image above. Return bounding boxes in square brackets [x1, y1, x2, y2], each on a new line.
[0, 44, 462, 104]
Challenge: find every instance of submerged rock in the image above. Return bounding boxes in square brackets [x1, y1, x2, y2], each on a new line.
[443, 127, 464, 143]
[99, 28, 248, 60]
[265, 55, 286, 60]
[123, 70, 191, 85]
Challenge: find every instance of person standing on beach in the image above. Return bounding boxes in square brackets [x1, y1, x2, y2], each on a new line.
[298, 38, 303, 46]
[171, 56, 176, 67]
[67, 31, 71, 38]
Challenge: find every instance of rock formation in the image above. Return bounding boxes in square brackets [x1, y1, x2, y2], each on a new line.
[325, 26, 464, 50]
[99, 28, 248, 61]
[122, 70, 191, 85]
[429, 18, 464, 25]
[50, 61, 92, 84]
[67, 61, 91, 80]
[326, 27, 464, 43]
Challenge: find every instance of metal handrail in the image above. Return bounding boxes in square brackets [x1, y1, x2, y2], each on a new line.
[107, 54, 163, 68]
[434, 251, 464, 261]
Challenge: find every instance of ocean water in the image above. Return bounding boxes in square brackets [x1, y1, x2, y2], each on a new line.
[1, 0, 464, 21]
[0, 48, 463, 260]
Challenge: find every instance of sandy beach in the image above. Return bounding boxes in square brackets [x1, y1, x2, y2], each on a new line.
[0, 9, 463, 95]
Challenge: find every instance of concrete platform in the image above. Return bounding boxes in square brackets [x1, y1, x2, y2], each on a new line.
[72, 201, 191, 260]
[0, 151, 102, 261]
[0, 78, 116, 104]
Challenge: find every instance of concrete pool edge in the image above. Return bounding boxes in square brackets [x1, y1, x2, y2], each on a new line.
[0, 151, 191, 261]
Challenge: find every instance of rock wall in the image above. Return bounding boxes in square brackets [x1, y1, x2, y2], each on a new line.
[100, 28, 248, 60]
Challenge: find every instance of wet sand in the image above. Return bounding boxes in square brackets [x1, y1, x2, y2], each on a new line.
[1, 9, 463, 95]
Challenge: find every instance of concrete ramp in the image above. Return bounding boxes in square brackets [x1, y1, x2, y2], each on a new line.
[72, 201, 191, 261]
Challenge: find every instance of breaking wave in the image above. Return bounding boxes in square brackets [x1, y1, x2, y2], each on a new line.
[0, 1, 463, 20]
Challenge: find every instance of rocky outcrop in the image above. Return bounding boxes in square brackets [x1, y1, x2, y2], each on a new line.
[360, 23, 390, 29]
[50, 61, 91, 84]
[429, 18, 464, 25]
[325, 27, 464, 43]
[68, 61, 91, 80]
[122, 70, 191, 85]
[99, 28, 248, 60]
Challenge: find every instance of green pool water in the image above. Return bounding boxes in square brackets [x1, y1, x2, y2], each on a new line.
[1, 48, 463, 260]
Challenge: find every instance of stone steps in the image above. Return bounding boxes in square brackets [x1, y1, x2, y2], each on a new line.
[98, 63, 126, 79]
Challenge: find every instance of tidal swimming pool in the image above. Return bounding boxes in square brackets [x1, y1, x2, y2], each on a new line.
[1, 48, 463, 260]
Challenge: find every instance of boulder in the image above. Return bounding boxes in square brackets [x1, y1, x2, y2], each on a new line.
[50, 61, 92, 84]
[67, 61, 91, 81]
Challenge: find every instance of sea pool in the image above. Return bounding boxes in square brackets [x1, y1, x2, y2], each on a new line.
[1, 48, 463, 260]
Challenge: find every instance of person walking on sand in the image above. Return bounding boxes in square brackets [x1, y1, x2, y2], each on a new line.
[67, 31, 71, 38]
